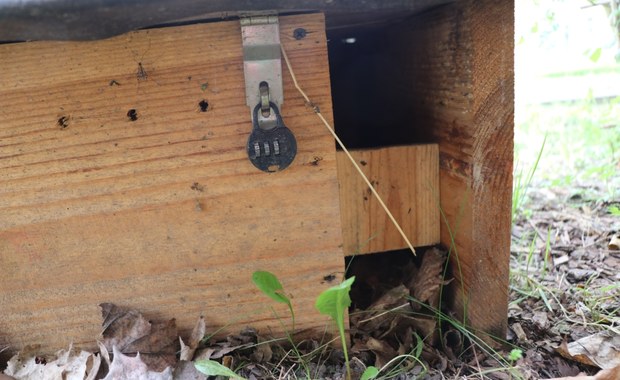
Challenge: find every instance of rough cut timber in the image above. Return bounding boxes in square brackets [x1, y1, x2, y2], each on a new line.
[384, 0, 514, 339]
[337, 144, 440, 255]
[0, 14, 344, 353]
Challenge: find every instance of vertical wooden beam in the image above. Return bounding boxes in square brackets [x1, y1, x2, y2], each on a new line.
[385, 0, 514, 338]
[467, 0, 514, 339]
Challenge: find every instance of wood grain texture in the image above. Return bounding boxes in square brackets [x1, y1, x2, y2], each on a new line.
[384, 0, 514, 338]
[0, 14, 344, 353]
[337, 145, 440, 255]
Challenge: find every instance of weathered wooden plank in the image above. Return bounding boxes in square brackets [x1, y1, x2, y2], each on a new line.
[337, 145, 440, 255]
[0, 14, 344, 353]
[384, 0, 514, 339]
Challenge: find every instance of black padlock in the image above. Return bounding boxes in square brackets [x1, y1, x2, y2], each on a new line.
[247, 102, 297, 172]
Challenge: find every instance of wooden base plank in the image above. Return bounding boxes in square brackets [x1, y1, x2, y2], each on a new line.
[0, 14, 344, 353]
[337, 144, 440, 255]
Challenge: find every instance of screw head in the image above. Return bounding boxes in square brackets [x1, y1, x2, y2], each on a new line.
[293, 28, 307, 40]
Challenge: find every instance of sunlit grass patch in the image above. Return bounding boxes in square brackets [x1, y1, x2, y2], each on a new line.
[515, 95, 620, 200]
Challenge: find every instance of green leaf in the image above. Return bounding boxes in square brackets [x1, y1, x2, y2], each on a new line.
[315, 276, 355, 322]
[252, 271, 295, 326]
[194, 359, 247, 380]
[413, 332, 423, 359]
[508, 348, 523, 362]
[360, 366, 379, 380]
[316, 276, 355, 380]
[252, 271, 289, 304]
[609, 205, 620, 216]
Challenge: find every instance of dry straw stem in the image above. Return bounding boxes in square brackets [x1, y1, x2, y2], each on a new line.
[280, 45, 416, 256]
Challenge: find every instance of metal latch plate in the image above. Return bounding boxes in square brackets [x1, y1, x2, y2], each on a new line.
[241, 15, 283, 112]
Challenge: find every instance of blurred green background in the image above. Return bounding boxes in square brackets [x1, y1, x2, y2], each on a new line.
[515, 0, 620, 199]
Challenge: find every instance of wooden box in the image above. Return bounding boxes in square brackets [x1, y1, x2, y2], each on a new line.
[0, 0, 514, 353]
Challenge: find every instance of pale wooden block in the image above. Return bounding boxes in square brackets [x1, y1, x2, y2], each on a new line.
[337, 144, 440, 255]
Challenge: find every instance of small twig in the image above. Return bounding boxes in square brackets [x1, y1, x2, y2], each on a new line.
[472, 344, 484, 380]
[278, 364, 295, 380]
[280, 45, 416, 256]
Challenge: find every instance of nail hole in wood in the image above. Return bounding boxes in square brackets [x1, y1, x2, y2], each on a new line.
[127, 109, 138, 121]
[57, 116, 69, 129]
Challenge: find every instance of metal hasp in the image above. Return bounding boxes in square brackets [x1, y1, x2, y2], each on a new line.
[241, 13, 297, 172]
[241, 13, 283, 129]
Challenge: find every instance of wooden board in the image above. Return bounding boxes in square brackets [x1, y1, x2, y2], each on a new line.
[337, 145, 440, 255]
[383, 0, 514, 339]
[0, 14, 344, 353]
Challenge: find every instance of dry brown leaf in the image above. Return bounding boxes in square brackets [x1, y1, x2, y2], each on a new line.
[486, 371, 512, 380]
[180, 317, 206, 362]
[192, 328, 260, 362]
[100, 303, 151, 352]
[85, 352, 102, 380]
[102, 346, 173, 380]
[511, 322, 528, 342]
[403, 314, 437, 343]
[99, 303, 179, 372]
[408, 248, 449, 309]
[194, 342, 252, 362]
[355, 285, 410, 335]
[421, 345, 448, 372]
[594, 366, 620, 380]
[250, 342, 273, 363]
[556, 331, 620, 369]
[0, 375, 16, 380]
[397, 327, 415, 356]
[609, 235, 620, 251]
[553, 356, 581, 378]
[172, 361, 207, 380]
[222, 355, 234, 370]
[532, 311, 549, 330]
[366, 337, 397, 368]
[4, 345, 100, 380]
[98, 341, 111, 367]
[179, 339, 190, 363]
[546, 364, 620, 380]
[99, 303, 151, 352]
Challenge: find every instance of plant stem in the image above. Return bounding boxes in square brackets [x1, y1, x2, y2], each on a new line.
[339, 321, 351, 380]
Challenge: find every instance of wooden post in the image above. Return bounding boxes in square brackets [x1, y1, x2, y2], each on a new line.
[384, 0, 514, 338]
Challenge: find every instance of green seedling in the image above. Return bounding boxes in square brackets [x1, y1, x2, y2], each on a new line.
[252, 270, 295, 329]
[315, 276, 355, 380]
[360, 366, 379, 380]
[252, 270, 313, 378]
[508, 348, 523, 363]
[194, 359, 247, 380]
